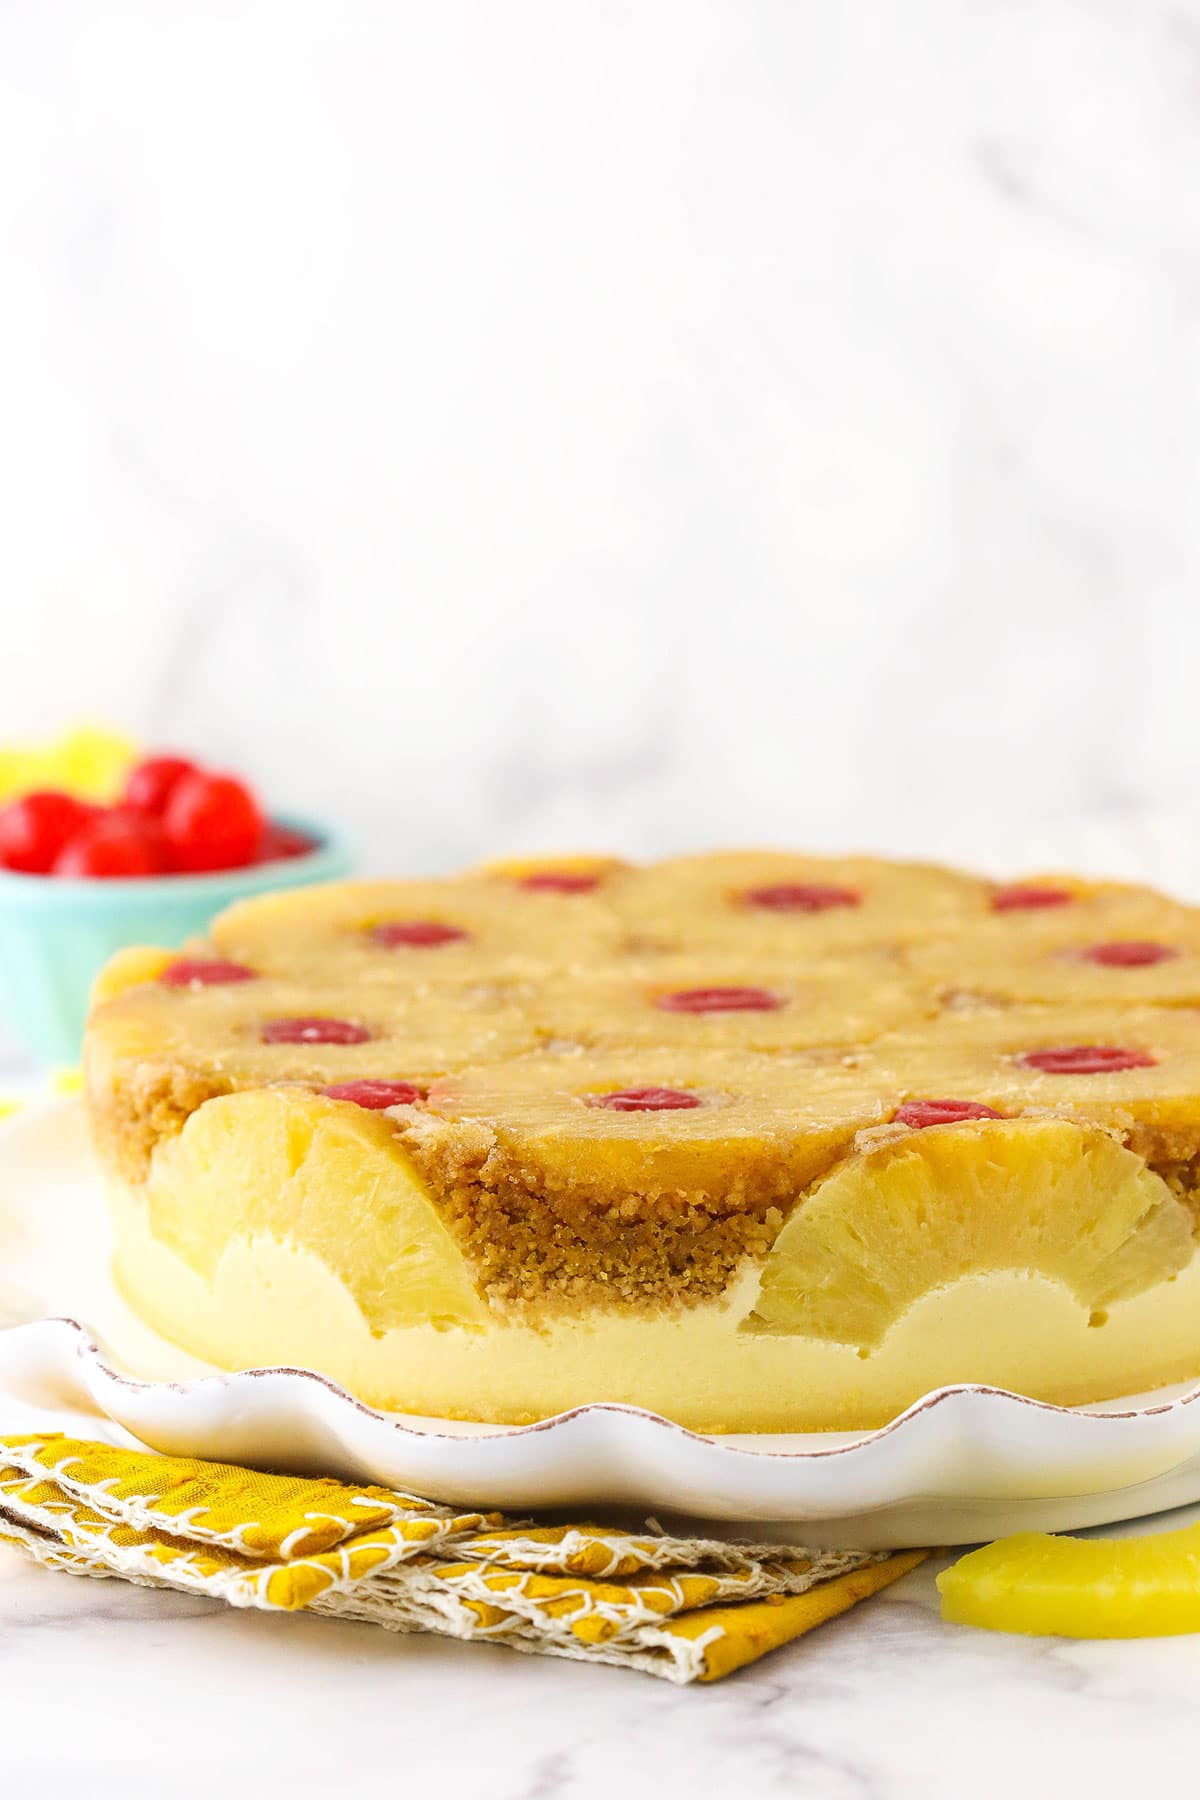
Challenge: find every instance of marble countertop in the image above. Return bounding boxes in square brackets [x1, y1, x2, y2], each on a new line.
[7, 1515, 1200, 1798]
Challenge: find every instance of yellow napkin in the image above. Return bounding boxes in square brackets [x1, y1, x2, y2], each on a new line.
[0, 1433, 925, 1682]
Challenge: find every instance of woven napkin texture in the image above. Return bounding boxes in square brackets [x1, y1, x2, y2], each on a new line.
[0, 1433, 924, 1682]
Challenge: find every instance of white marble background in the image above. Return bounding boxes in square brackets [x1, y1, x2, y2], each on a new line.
[2, 1, 1198, 889]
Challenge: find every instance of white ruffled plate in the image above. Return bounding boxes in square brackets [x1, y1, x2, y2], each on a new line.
[4, 1098, 1200, 1548]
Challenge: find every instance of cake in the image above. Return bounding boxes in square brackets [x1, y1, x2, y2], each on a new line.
[83, 851, 1200, 1431]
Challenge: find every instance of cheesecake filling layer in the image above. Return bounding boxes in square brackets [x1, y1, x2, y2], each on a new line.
[106, 1176, 1200, 1433]
[102, 1086, 1200, 1432]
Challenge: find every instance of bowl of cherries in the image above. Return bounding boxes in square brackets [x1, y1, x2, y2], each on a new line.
[0, 752, 351, 1064]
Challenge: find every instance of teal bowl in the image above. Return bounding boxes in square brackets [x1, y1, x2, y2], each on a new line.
[0, 815, 353, 1066]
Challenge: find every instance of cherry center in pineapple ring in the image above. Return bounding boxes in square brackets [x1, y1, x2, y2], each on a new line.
[657, 985, 782, 1014]
[1080, 940, 1179, 969]
[1018, 1045, 1156, 1076]
[159, 958, 257, 988]
[895, 1099, 1003, 1129]
[519, 871, 601, 894]
[991, 884, 1075, 913]
[589, 1087, 702, 1112]
[370, 921, 470, 948]
[262, 1017, 371, 1046]
[742, 883, 861, 913]
[322, 1079, 421, 1109]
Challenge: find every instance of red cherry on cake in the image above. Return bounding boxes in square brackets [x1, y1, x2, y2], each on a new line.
[0, 790, 97, 873]
[159, 958, 257, 987]
[163, 771, 264, 873]
[261, 1017, 371, 1045]
[122, 755, 197, 817]
[895, 1099, 1003, 1129]
[1018, 1045, 1156, 1075]
[657, 986, 781, 1013]
[991, 884, 1074, 913]
[54, 811, 168, 878]
[519, 871, 601, 894]
[322, 1080, 422, 1109]
[370, 921, 470, 948]
[743, 883, 861, 913]
[1080, 941, 1178, 968]
[590, 1087, 702, 1112]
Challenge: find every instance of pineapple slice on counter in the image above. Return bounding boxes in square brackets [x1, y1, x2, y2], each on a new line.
[939, 1521, 1200, 1638]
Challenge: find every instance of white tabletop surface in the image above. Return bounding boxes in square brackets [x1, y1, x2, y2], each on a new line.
[6, 1512, 1200, 1800]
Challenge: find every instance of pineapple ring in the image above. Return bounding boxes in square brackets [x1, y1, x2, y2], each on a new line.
[87, 971, 537, 1093]
[609, 851, 991, 953]
[138, 1088, 487, 1333]
[421, 1048, 895, 1203]
[526, 954, 931, 1054]
[746, 1118, 1193, 1347]
[859, 1004, 1200, 1149]
[908, 909, 1200, 1008]
[209, 877, 626, 981]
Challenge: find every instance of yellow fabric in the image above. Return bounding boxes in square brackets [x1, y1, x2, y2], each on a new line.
[0, 1433, 925, 1682]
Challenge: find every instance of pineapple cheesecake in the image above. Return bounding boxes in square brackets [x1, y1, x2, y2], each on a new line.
[83, 851, 1200, 1432]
